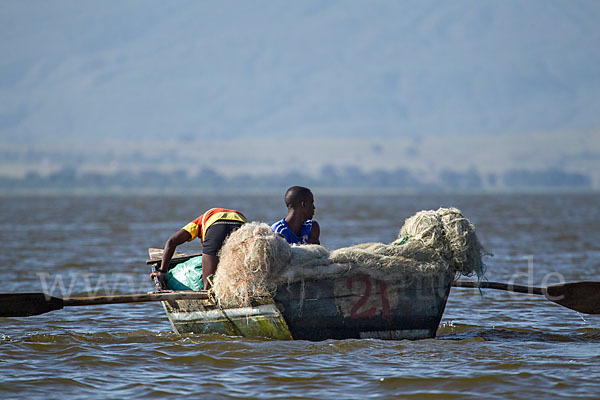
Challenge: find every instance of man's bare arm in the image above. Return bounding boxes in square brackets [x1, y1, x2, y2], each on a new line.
[150, 229, 191, 287]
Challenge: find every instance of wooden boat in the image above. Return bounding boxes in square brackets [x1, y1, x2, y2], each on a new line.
[148, 248, 453, 341]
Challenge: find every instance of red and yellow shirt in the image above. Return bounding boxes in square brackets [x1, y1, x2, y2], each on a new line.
[182, 208, 247, 243]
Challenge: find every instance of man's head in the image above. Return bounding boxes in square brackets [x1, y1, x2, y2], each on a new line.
[284, 186, 315, 218]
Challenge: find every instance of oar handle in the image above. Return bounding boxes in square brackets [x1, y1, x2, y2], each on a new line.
[146, 252, 202, 265]
[0, 291, 211, 317]
[452, 280, 544, 295]
[62, 291, 209, 307]
[151, 265, 163, 291]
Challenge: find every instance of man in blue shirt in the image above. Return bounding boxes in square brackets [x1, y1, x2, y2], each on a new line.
[271, 186, 320, 245]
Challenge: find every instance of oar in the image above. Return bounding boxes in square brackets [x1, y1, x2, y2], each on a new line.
[146, 251, 202, 266]
[452, 280, 600, 315]
[0, 291, 209, 318]
[152, 264, 164, 291]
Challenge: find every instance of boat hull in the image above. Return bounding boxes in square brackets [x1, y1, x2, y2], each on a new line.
[150, 248, 453, 341]
[160, 272, 451, 341]
[274, 272, 451, 340]
[162, 296, 293, 340]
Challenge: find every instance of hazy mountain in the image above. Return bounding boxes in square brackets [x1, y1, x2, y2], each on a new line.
[2, 0, 599, 144]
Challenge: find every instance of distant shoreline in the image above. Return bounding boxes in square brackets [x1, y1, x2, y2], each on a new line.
[1, 187, 598, 197]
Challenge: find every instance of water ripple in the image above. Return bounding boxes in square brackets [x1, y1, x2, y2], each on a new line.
[1, 193, 600, 399]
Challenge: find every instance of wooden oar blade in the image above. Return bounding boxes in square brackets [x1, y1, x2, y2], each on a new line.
[0, 293, 64, 317]
[546, 281, 600, 315]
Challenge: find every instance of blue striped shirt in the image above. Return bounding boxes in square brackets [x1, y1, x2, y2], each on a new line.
[271, 218, 312, 244]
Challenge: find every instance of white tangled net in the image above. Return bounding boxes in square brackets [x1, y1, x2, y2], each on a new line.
[212, 207, 490, 308]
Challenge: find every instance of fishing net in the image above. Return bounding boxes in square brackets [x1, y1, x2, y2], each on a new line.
[212, 208, 490, 308]
[212, 222, 292, 307]
[398, 207, 490, 277]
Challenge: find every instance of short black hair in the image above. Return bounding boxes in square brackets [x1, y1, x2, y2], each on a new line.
[284, 186, 312, 209]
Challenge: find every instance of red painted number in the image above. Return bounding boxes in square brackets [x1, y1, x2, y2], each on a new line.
[347, 276, 393, 322]
[348, 275, 376, 318]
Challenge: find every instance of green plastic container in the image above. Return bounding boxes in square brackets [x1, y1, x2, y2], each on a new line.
[166, 256, 203, 291]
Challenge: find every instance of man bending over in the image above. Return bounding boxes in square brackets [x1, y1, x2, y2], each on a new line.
[150, 207, 247, 289]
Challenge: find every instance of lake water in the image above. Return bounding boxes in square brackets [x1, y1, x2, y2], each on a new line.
[1, 193, 599, 399]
